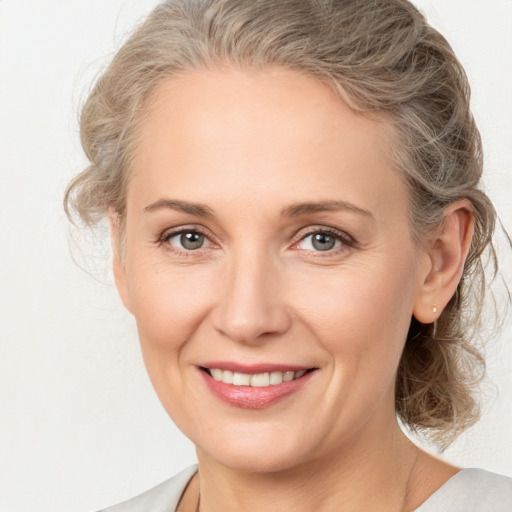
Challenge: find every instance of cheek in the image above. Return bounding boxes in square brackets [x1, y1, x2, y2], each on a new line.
[290, 260, 417, 432]
[291, 257, 417, 368]
[128, 265, 214, 353]
[125, 265, 217, 421]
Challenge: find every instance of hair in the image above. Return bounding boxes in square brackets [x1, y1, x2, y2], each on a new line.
[65, 0, 500, 447]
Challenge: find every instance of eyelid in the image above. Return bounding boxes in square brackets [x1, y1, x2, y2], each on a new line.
[158, 225, 216, 252]
[291, 225, 355, 252]
[156, 224, 354, 255]
[159, 224, 209, 240]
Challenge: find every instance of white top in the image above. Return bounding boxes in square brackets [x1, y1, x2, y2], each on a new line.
[98, 465, 512, 512]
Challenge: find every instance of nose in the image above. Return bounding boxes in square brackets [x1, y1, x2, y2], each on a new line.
[211, 249, 291, 345]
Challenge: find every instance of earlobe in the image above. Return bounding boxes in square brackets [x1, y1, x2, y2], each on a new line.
[413, 200, 474, 324]
[108, 211, 134, 314]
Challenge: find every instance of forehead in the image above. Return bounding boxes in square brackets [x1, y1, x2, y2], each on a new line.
[138, 66, 391, 158]
[130, 66, 407, 222]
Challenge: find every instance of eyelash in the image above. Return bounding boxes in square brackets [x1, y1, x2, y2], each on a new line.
[158, 226, 212, 256]
[293, 227, 354, 256]
[157, 225, 354, 256]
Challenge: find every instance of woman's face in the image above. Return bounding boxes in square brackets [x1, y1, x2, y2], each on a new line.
[115, 67, 430, 472]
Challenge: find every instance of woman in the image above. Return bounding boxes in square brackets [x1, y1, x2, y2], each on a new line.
[65, 0, 512, 510]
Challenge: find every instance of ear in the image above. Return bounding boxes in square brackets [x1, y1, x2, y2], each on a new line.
[413, 199, 474, 324]
[108, 211, 134, 314]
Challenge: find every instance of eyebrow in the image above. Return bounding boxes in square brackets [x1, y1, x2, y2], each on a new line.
[143, 198, 373, 219]
[281, 200, 373, 219]
[144, 199, 214, 217]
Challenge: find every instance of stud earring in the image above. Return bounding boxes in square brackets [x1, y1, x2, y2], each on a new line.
[432, 305, 438, 313]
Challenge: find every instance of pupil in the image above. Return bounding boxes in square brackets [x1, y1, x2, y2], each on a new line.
[181, 232, 204, 250]
[312, 233, 335, 251]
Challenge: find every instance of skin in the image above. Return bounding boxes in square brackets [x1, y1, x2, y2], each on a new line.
[111, 67, 474, 511]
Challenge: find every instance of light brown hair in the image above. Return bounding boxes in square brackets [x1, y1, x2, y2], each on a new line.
[65, 0, 500, 446]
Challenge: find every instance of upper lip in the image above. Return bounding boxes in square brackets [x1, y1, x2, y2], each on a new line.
[200, 362, 315, 373]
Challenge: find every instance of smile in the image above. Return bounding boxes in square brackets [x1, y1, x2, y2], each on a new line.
[200, 365, 317, 409]
[206, 368, 307, 387]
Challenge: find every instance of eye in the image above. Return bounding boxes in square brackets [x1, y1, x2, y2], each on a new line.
[165, 230, 209, 251]
[296, 230, 345, 252]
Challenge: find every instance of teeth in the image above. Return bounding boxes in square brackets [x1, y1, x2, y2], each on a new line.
[208, 368, 309, 386]
[233, 372, 251, 386]
[283, 371, 294, 382]
[210, 368, 223, 381]
[250, 373, 270, 387]
[270, 371, 283, 385]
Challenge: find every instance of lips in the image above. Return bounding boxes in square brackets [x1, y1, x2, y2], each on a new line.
[199, 363, 317, 409]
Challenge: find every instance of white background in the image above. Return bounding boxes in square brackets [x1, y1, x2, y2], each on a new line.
[0, 1, 511, 511]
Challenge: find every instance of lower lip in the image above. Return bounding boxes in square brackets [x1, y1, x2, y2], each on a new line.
[200, 369, 315, 409]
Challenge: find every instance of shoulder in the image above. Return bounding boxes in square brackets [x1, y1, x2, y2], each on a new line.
[95, 465, 198, 512]
[415, 468, 512, 512]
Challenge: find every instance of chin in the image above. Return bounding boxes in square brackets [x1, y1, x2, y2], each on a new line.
[204, 448, 305, 474]
[195, 424, 311, 473]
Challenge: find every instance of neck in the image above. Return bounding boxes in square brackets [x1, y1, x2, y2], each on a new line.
[195, 421, 420, 512]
